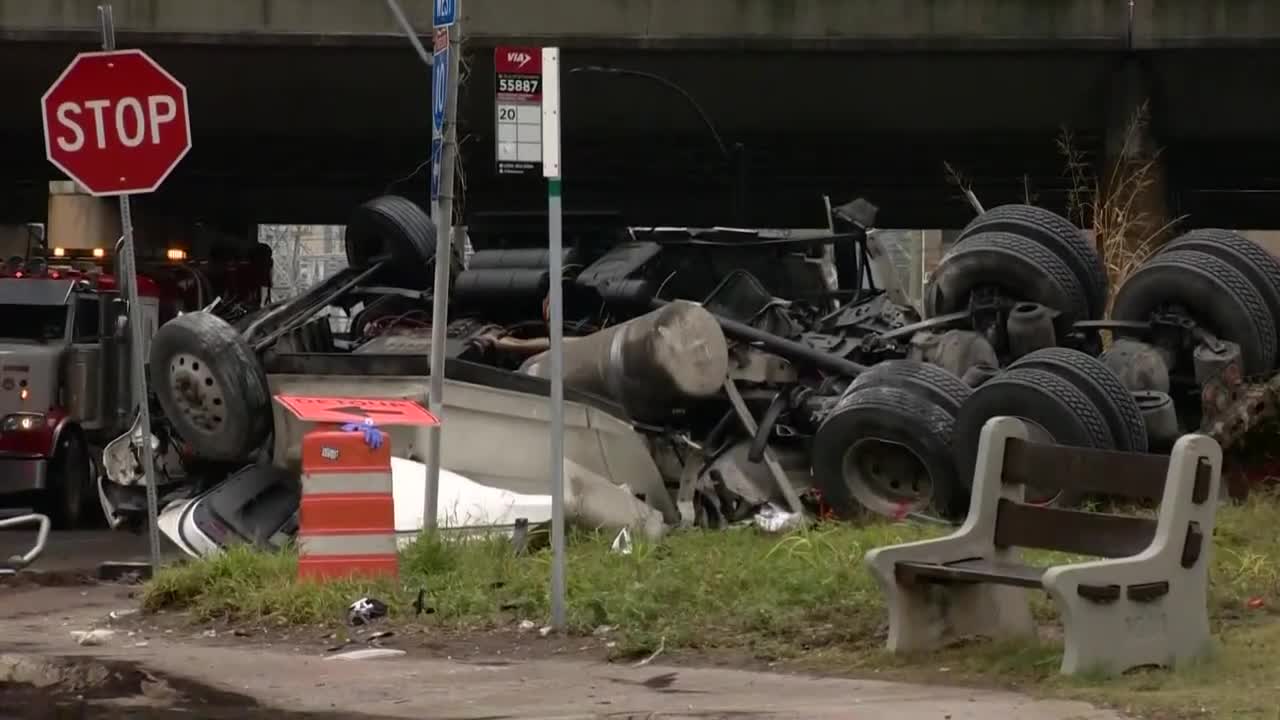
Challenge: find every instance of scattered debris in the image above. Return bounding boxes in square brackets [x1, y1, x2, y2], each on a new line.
[365, 630, 395, 643]
[517, 620, 536, 632]
[412, 589, 431, 616]
[70, 629, 115, 646]
[610, 527, 633, 555]
[752, 504, 807, 533]
[538, 626, 553, 638]
[97, 562, 152, 583]
[347, 597, 388, 626]
[108, 609, 140, 621]
[632, 637, 666, 668]
[200, 629, 217, 639]
[324, 648, 406, 661]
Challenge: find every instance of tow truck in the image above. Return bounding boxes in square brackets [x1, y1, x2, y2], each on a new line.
[0, 244, 270, 527]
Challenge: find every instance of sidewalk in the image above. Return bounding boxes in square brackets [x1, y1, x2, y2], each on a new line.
[0, 585, 1123, 720]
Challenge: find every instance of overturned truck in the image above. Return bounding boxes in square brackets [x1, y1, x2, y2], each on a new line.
[98, 194, 1280, 547]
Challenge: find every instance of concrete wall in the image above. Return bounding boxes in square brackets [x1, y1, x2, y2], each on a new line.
[1, 0, 1251, 50]
[6, 0, 1280, 50]
[1135, 1, 1280, 48]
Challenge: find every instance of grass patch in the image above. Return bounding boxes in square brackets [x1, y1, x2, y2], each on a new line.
[146, 521, 936, 654]
[146, 495, 1280, 718]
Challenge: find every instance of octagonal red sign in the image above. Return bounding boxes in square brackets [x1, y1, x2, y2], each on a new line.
[41, 49, 191, 196]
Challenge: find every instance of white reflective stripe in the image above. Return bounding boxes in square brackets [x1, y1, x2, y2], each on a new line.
[302, 471, 393, 494]
[299, 532, 398, 557]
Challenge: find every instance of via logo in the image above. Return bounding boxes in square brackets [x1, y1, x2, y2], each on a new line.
[506, 51, 533, 69]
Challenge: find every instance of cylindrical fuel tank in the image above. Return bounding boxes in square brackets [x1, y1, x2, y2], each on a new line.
[64, 345, 102, 429]
[467, 248, 577, 270]
[523, 300, 729, 422]
[453, 268, 549, 306]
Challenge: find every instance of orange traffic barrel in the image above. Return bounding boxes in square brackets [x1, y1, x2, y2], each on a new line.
[297, 428, 398, 581]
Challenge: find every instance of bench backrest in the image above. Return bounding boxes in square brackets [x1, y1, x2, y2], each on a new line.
[993, 437, 1213, 558]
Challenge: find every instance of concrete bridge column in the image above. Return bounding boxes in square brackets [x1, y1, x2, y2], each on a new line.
[1102, 58, 1170, 263]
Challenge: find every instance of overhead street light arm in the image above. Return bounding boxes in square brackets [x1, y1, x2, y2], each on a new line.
[569, 65, 731, 161]
[568, 64, 746, 224]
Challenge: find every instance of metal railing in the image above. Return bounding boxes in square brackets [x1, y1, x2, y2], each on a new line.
[0, 513, 50, 571]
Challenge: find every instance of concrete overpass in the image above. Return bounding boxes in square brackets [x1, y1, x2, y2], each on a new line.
[3, 0, 1280, 237]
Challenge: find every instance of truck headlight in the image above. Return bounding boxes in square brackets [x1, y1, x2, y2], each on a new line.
[1, 413, 46, 432]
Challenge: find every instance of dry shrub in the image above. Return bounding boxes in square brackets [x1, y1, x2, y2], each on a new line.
[1058, 101, 1186, 313]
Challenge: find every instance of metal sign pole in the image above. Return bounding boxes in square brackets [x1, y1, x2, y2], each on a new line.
[99, 3, 162, 571]
[424, 0, 461, 531]
[542, 47, 566, 630]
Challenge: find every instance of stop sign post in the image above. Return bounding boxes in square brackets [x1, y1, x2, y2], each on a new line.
[39, 5, 189, 572]
[41, 49, 191, 196]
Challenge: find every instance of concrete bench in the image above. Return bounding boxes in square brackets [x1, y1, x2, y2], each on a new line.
[864, 416, 1222, 676]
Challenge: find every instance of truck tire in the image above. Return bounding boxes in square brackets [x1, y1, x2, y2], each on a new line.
[1010, 347, 1148, 452]
[812, 386, 964, 520]
[1160, 229, 1280, 342]
[344, 195, 437, 273]
[954, 367, 1115, 507]
[150, 312, 271, 462]
[925, 231, 1090, 324]
[959, 204, 1107, 319]
[39, 428, 95, 529]
[1112, 249, 1278, 375]
[843, 359, 971, 417]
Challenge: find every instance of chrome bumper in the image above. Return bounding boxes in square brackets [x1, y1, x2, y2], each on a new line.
[0, 456, 48, 494]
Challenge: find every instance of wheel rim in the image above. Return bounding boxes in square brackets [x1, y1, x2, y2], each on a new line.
[169, 353, 226, 435]
[1016, 418, 1063, 506]
[842, 438, 933, 517]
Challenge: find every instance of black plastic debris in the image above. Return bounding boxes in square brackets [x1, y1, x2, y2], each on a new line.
[346, 597, 388, 626]
[412, 588, 435, 616]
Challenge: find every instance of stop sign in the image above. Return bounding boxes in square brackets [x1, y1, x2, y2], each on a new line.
[41, 49, 191, 196]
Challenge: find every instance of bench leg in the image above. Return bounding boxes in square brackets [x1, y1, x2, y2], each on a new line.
[1054, 588, 1211, 676]
[878, 578, 1036, 653]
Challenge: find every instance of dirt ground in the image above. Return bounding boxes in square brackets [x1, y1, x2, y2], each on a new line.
[0, 566, 1126, 720]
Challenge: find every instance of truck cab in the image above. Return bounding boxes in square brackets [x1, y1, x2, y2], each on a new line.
[0, 250, 160, 526]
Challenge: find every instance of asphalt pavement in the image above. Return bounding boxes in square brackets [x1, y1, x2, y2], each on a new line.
[0, 527, 180, 575]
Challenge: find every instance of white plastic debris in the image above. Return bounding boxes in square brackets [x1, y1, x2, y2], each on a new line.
[565, 461, 666, 542]
[517, 620, 536, 632]
[324, 648, 407, 661]
[610, 527, 634, 555]
[632, 637, 665, 667]
[71, 629, 115, 646]
[391, 458, 553, 541]
[108, 609, 139, 621]
[752, 504, 807, 533]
